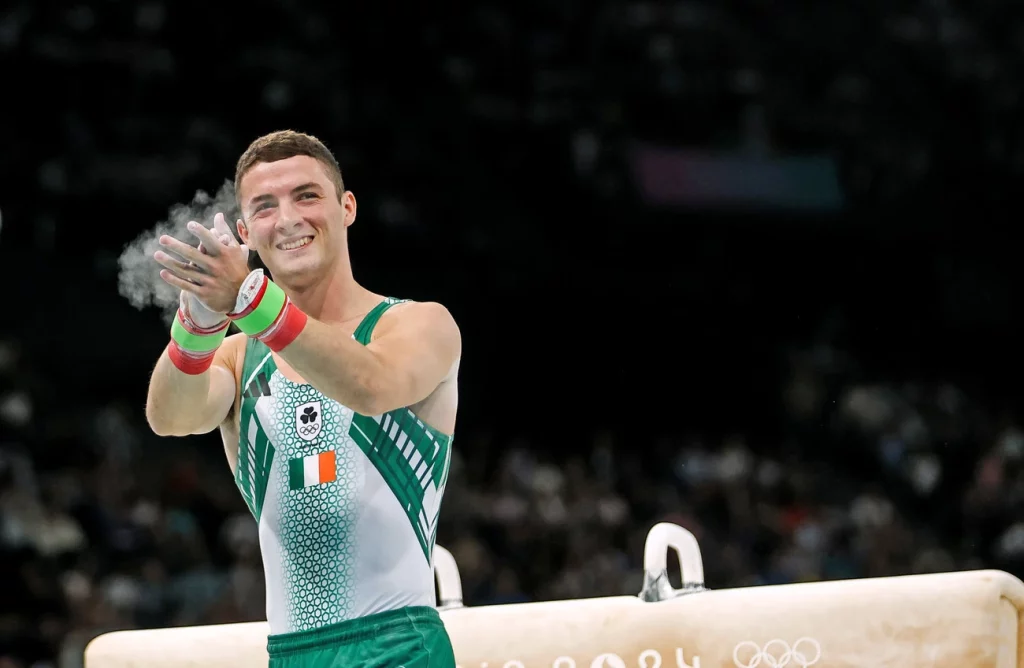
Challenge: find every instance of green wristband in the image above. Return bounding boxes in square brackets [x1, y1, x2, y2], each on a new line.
[170, 316, 228, 353]
[232, 278, 287, 336]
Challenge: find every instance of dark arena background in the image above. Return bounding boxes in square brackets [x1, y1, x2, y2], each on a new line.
[2, 1, 1024, 666]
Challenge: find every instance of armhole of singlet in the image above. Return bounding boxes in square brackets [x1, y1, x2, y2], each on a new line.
[239, 336, 270, 394]
[352, 298, 407, 345]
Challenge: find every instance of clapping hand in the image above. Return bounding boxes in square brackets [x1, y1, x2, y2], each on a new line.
[154, 212, 252, 319]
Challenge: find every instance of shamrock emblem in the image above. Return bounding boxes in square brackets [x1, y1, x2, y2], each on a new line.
[301, 406, 318, 424]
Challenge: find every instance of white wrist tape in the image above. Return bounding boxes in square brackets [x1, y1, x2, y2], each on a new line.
[179, 291, 228, 331]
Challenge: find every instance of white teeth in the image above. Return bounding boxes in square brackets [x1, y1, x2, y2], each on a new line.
[279, 237, 312, 250]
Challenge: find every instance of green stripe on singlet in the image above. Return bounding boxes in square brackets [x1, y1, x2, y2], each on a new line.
[352, 298, 406, 344]
[235, 338, 277, 521]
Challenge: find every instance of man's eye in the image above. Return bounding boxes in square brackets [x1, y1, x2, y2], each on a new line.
[298, 192, 318, 200]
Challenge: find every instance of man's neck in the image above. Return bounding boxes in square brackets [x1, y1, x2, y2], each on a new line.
[281, 264, 377, 325]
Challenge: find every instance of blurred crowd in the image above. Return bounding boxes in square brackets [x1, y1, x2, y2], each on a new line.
[4, 0, 1024, 666]
[5, 0, 1024, 252]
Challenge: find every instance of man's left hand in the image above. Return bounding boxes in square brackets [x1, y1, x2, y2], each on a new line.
[154, 212, 251, 314]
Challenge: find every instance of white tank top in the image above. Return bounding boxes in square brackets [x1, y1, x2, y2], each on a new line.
[233, 299, 453, 634]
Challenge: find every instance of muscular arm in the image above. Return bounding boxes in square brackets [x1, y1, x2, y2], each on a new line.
[275, 301, 461, 416]
[145, 334, 240, 436]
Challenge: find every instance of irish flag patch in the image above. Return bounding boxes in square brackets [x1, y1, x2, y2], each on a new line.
[289, 451, 337, 490]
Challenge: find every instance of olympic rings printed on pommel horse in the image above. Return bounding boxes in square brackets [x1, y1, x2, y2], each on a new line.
[732, 638, 822, 668]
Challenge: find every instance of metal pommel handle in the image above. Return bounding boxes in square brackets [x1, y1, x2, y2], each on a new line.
[638, 522, 707, 602]
[434, 545, 465, 610]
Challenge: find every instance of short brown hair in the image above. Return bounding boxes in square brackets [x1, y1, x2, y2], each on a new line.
[234, 130, 346, 206]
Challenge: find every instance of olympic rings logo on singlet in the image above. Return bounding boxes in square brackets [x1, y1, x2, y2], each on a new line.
[295, 400, 323, 442]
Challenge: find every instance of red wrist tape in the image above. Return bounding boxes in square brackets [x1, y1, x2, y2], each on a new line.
[259, 299, 308, 352]
[167, 341, 217, 375]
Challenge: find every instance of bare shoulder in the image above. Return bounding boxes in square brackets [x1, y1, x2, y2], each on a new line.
[376, 301, 461, 342]
[372, 301, 462, 383]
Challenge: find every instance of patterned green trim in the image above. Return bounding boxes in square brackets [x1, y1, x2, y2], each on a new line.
[236, 408, 276, 521]
[349, 410, 451, 561]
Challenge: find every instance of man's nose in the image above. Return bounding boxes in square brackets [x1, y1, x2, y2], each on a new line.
[276, 200, 304, 230]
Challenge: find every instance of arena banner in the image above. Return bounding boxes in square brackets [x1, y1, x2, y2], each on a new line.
[628, 144, 844, 213]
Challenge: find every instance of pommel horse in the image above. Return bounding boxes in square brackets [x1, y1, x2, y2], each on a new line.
[85, 523, 1024, 668]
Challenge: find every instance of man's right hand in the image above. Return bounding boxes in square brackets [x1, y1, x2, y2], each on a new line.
[178, 219, 238, 329]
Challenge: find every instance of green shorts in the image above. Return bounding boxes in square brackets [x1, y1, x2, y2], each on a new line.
[267, 606, 456, 668]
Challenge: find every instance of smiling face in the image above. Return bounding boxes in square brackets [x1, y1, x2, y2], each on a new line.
[236, 155, 357, 290]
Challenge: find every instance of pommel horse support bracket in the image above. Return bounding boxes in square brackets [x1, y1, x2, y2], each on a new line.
[85, 525, 1024, 668]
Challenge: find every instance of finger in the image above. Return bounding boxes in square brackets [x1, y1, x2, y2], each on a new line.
[197, 238, 228, 256]
[186, 221, 223, 256]
[159, 234, 210, 266]
[154, 248, 203, 274]
[159, 269, 203, 294]
[153, 250, 206, 285]
[213, 213, 236, 244]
